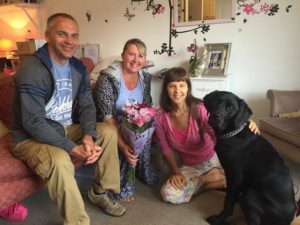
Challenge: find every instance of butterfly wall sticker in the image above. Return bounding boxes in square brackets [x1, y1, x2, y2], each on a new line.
[146, 0, 165, 16]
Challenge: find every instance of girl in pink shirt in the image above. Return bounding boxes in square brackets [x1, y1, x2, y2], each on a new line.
[156, 67, 258, 204]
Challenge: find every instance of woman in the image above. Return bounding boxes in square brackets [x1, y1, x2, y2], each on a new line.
[155, 67, 259, 204]
[93, 38, 158, 202]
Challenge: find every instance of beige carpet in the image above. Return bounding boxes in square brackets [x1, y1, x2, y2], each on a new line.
[0, 156, 299, 225]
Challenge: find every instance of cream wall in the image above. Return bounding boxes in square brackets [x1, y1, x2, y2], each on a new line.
[1, 0, 299, 121]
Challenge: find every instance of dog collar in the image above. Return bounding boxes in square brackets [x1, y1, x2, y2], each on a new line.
[218, 122, 247, 139]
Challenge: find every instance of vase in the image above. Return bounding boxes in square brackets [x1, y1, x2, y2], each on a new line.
[189, 60, 205, 77]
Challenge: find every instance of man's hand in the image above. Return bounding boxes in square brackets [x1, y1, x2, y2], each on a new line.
[70, 135, 102, 165]
[70, 145, 91, 161]
[82, 135, 102, 165]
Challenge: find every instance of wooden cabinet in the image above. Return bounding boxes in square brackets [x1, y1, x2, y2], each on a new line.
[203, 0, 216, 20]
[187, 0, 216, 21]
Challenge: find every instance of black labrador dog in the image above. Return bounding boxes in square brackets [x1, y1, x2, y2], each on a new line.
[203, 91, 295, 225]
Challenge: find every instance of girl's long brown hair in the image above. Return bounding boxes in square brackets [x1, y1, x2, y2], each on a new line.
[159, 67, 204, 138]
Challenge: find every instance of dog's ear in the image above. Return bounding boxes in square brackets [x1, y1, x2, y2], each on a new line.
[234, 98, 253, 127]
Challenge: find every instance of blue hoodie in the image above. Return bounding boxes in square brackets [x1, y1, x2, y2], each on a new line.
[12, 44, 96, 152]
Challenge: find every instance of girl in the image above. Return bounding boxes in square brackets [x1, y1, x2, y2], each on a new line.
[155, 67, 259, 204]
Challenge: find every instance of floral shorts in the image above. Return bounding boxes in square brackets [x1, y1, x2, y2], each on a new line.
[160, 153, 221, 204]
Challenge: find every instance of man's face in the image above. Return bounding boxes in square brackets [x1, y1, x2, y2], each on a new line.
[45, 17, 79, 64]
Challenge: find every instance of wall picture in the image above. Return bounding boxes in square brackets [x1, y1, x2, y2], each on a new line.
[202, 43, 231, 77]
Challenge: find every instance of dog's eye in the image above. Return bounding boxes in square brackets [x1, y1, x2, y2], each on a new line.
[226, 103, 235, 111]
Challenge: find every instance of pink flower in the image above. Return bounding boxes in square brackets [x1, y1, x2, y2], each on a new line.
[122, 103, 157, 132]
[157, 6, 165, 14]
[243, 4, 254, 15]
[260, 3, 270, 11]
[136, 117, 145, 127]
[187, 43, 198, 54]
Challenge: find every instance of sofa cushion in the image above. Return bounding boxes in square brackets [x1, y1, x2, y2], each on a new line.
[0, 75, 14, 129]
[260, 117, 300, 147]
[0, 134, 36, 181]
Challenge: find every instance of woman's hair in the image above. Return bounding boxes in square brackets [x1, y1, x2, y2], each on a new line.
[159, 67, 204, 137]
[122, 38, 147, 57]
[46, 13, 78, 33]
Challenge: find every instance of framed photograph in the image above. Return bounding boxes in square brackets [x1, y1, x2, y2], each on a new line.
[74, 43, 100, 65]
[202, 43, 231, 77]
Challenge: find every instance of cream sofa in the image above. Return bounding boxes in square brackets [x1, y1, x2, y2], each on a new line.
[260, 89, 300, 164]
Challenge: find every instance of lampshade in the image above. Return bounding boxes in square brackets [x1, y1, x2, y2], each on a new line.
[0, 5, 37, 29]
[0, 39, 14, 52]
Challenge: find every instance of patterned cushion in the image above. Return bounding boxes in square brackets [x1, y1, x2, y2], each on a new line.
[0, 134, 36, 181]
[0, 75, 14, 129]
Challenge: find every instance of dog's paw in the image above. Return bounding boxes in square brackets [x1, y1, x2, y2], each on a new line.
[206, 215, 218, 224]
[206, 215, 233, 225]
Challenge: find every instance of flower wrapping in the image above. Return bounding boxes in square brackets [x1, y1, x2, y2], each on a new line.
[121, 102, 157, 182]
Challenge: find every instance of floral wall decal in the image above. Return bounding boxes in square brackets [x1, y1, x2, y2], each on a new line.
[153, 43, 174, 55]
[153, 0, 210, 56]
[153, 0, 293, 56]
[124, 7, 135, 21]
[86, 10, 91, 22]
[131, 0, 146, 4]
[236, 0, 292, 23]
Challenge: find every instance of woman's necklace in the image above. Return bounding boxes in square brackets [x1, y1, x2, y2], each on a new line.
[171, 106, 190, 129]
[172, 106, 189, 118]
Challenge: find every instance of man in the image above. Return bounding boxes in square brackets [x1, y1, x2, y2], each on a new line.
[11, 13, 125, 225]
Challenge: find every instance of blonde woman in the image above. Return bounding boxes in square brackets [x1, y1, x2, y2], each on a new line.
[93, 38, 158, 202]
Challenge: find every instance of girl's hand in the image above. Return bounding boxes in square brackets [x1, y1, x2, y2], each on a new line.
[170, 174, 185, 190]
[248, 119, 260, 135]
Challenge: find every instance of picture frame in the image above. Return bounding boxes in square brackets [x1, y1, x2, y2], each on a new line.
[202, 43, 231, 77]
[74, 43, 100, 66]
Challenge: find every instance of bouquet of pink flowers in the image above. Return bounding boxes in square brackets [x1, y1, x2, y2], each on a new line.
[121, 102, 157, 182]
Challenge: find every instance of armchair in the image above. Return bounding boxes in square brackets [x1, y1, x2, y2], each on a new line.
[260, 89, 300, 164]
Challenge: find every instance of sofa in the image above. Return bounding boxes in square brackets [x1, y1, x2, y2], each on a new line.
[260, 89, 300, 164]
[0, 75, 45, 211]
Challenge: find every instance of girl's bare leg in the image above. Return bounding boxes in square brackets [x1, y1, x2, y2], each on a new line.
[199, 168, 226, 192]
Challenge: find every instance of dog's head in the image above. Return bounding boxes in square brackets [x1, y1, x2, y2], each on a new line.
[203, 91, 252, 135]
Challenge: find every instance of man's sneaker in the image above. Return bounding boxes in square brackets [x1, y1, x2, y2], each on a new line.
[88, 188, 126, 217]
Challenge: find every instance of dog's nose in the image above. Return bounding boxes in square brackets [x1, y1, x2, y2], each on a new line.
[211, 113, 221, 121]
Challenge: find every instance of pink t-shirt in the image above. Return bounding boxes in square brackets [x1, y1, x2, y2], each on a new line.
[155, 103, 216, 166]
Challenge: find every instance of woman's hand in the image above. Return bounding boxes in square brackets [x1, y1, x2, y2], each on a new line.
[122, 144, 138, 166]
[170, 174, 185, 190]
[248, 119, 260, 135]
